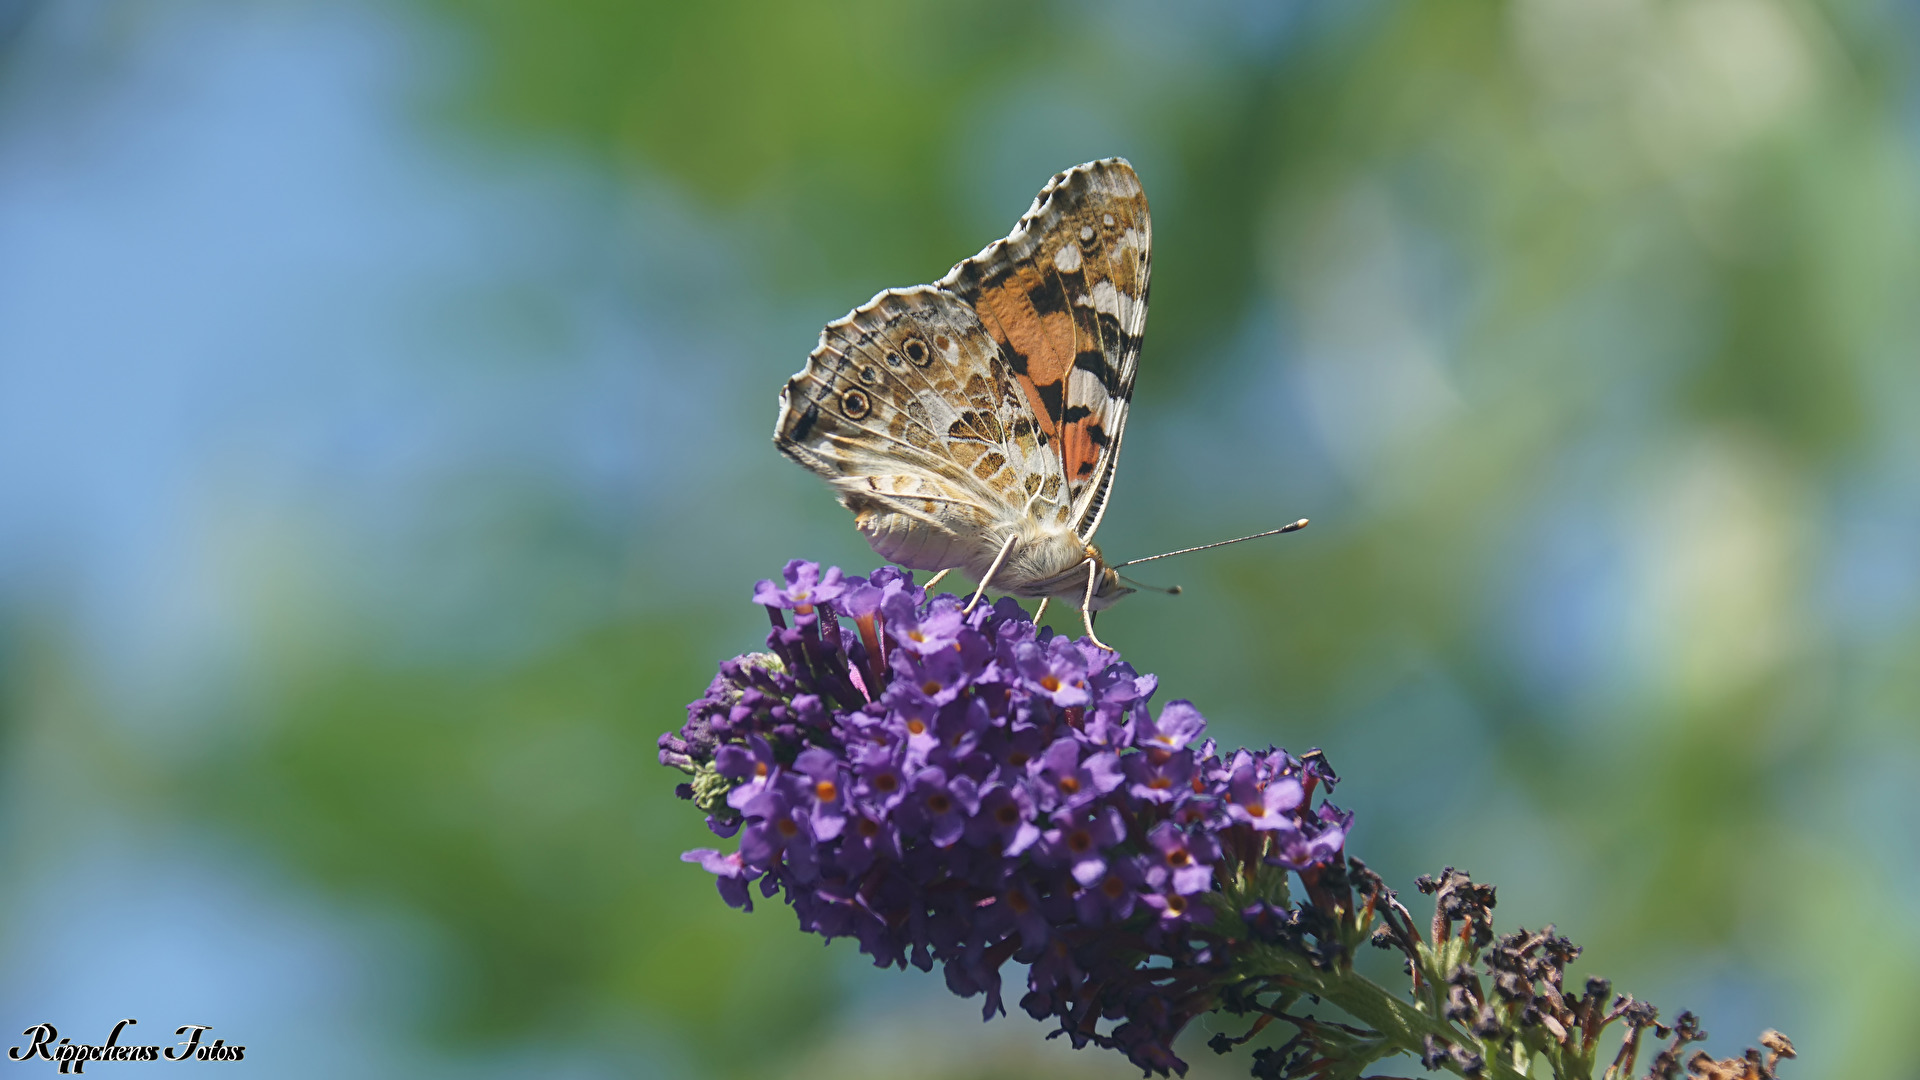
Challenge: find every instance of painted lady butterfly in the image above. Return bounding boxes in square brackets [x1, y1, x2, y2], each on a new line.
[775, 159, 1299, 648]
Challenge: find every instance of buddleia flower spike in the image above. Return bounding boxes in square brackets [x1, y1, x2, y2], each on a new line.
[660, 561, 1794, 1079]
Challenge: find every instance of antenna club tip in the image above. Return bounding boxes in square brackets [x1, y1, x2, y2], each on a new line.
[1285, 518, 1309, 532]
[1168, 585, 1183, 595]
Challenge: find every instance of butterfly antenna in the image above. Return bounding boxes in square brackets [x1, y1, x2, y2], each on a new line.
[1113, 519, 1309, 569]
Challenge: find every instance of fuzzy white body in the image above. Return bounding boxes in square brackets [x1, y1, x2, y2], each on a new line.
[853, 501, 1131, 610]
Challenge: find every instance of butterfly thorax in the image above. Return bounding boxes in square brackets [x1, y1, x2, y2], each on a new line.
[848, 502, 1130, 609]
[997, 524, 1093, 597]
[997, 534, 1134, 611]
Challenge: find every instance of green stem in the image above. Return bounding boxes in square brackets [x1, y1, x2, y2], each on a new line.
[1238, 942, 1531, 1080]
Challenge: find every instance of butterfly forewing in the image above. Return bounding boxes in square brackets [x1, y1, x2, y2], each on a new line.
[939, 159, 1151, 543]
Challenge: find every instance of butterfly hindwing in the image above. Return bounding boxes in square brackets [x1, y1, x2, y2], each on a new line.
[939, 158, 1150, 543]
[775, 286, 1069, 572]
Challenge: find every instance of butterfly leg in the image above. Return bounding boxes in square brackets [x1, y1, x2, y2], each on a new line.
[964, 534, 1020, 614]
[1080, 559, 1114, 652]
[924, 568, 954, 593]
[1033, 596, 1050, 623]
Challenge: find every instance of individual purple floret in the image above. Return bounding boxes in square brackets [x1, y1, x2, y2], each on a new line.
[752, 558, 847, 610]
[662, 561, 1352, 1077]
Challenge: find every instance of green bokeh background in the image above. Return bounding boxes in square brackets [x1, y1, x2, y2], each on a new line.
[2, 1, 1916, 1076]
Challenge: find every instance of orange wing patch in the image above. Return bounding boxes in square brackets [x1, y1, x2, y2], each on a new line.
[971, 262, 1080, 443]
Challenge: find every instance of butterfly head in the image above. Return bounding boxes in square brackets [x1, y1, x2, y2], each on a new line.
[1084, 547, 1135, 612]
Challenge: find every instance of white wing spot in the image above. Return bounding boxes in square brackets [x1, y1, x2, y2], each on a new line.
[1053, 243, 1082, 273]
[1084, 279, 1141, 328]
[1102, 214, 1115, 226]
[1079, 225, 1094, 241]
[1067, 364, 1111, 405]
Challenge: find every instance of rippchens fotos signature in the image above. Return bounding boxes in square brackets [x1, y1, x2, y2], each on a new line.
[8, 1020, 244, 1073]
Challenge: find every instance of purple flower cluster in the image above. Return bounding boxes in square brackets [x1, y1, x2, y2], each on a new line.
[660, 560, 1352, 1076]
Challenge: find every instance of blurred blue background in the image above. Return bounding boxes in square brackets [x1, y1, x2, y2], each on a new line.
[2, 1, 1916, 1076]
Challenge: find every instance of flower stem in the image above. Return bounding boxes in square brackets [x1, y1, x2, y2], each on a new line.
[1237, 941, 1529, 1079]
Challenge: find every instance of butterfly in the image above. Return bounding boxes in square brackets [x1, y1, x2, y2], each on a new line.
[775, 159, 1301, 649]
